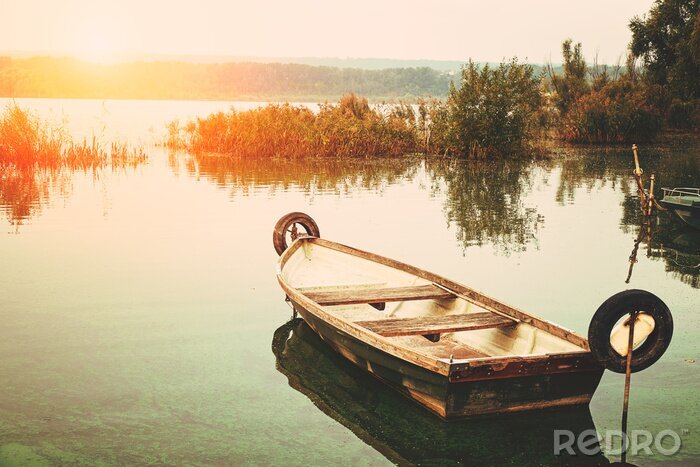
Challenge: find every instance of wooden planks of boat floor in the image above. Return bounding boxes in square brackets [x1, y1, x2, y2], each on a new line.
[303, 284, 455, 306]
[356, 312, 515, 337]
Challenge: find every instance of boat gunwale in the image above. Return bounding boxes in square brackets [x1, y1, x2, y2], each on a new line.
[277, 236, 594, 377]
[661, 187, 700, 197]
[661, 187, 700, 209]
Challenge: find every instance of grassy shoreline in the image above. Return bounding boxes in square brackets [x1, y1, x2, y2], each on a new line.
[165, 94, 428, 158]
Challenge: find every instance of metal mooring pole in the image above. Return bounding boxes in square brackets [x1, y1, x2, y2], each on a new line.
[621, 311, 637, 464]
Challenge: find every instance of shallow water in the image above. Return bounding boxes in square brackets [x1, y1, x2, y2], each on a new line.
[1, 98, 698, 465]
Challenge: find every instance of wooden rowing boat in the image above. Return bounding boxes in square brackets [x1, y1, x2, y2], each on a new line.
[274, 214, 605, 419]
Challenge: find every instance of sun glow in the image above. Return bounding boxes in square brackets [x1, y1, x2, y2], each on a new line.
[71, 27, 123, 64]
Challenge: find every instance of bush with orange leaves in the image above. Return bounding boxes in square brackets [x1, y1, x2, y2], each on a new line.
[560, 80, 663, 143]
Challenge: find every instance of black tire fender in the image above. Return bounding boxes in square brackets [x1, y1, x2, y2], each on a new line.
[273, 212, 320, 256]
[588, 289, 673, 373]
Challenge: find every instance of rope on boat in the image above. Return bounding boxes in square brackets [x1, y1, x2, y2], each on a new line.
[625, 235, 643, 284]
[653, 197, 668, 212]
[626, 211, 653, 284]
[284, 294, 298, 319]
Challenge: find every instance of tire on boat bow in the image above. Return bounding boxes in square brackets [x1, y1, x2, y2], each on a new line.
[273, 212, 320, 255]
[588, 289, 673, 373]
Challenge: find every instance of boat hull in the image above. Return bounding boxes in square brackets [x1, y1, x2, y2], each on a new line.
[291, 299, 604, 419]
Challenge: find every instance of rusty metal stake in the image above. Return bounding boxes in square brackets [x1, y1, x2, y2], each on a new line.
[621, 310, 637, 465]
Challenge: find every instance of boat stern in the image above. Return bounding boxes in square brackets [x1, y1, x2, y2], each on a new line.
[441, 353, 604, 418]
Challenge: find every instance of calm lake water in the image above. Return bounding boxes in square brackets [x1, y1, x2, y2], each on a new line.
[1, 98, 699, 466]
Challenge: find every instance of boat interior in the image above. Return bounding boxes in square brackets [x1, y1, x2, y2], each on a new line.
[280, 239, 584, 362]
[662, 187, 700, 207]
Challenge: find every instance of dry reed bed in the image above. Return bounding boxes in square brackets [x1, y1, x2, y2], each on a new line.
[166, 94, 424, 158]
[0, 104, 147, 169]
[0, 104, 147, 225]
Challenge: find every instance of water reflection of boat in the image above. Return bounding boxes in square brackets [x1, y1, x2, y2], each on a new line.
[272, 319, 608, 466]
[660, 187, 700, 229]
[656, 232, 700, 288]
[626, 216, 700, 288]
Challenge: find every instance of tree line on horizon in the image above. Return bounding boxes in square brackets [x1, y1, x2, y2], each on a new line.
[0, 57, 454, 101]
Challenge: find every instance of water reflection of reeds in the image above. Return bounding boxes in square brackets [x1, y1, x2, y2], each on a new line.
[426, 157, 545, 254]
[0, 105, 148, 225]
[171, 151, 547, 255]
[555, 145, 700, 210]
[0, 166, 61, 225]
[168, 151, 421, 195]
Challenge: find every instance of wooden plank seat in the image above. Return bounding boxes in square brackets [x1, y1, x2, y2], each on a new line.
[303, 284, 455, 306]
[355, 312, 516, 337]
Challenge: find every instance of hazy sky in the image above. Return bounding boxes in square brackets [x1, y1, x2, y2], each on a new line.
[2, 0, 655, 64]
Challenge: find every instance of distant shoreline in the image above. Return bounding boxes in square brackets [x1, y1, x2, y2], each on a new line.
[0, 94, 428, 104]
[0, 56, 458, 103]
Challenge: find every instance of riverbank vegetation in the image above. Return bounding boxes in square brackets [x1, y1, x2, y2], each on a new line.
[0, 104, 146, 168]
[167, 61, 548, 159]
[551, 42, 665, 144]
[166, 94, 425, 158]
[169, 0, 698, 158]
[434, 59, 545, 158]
[554, 0, 699, 142]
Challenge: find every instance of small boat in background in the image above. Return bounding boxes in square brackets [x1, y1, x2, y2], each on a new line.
[661, 187, 700, 229]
